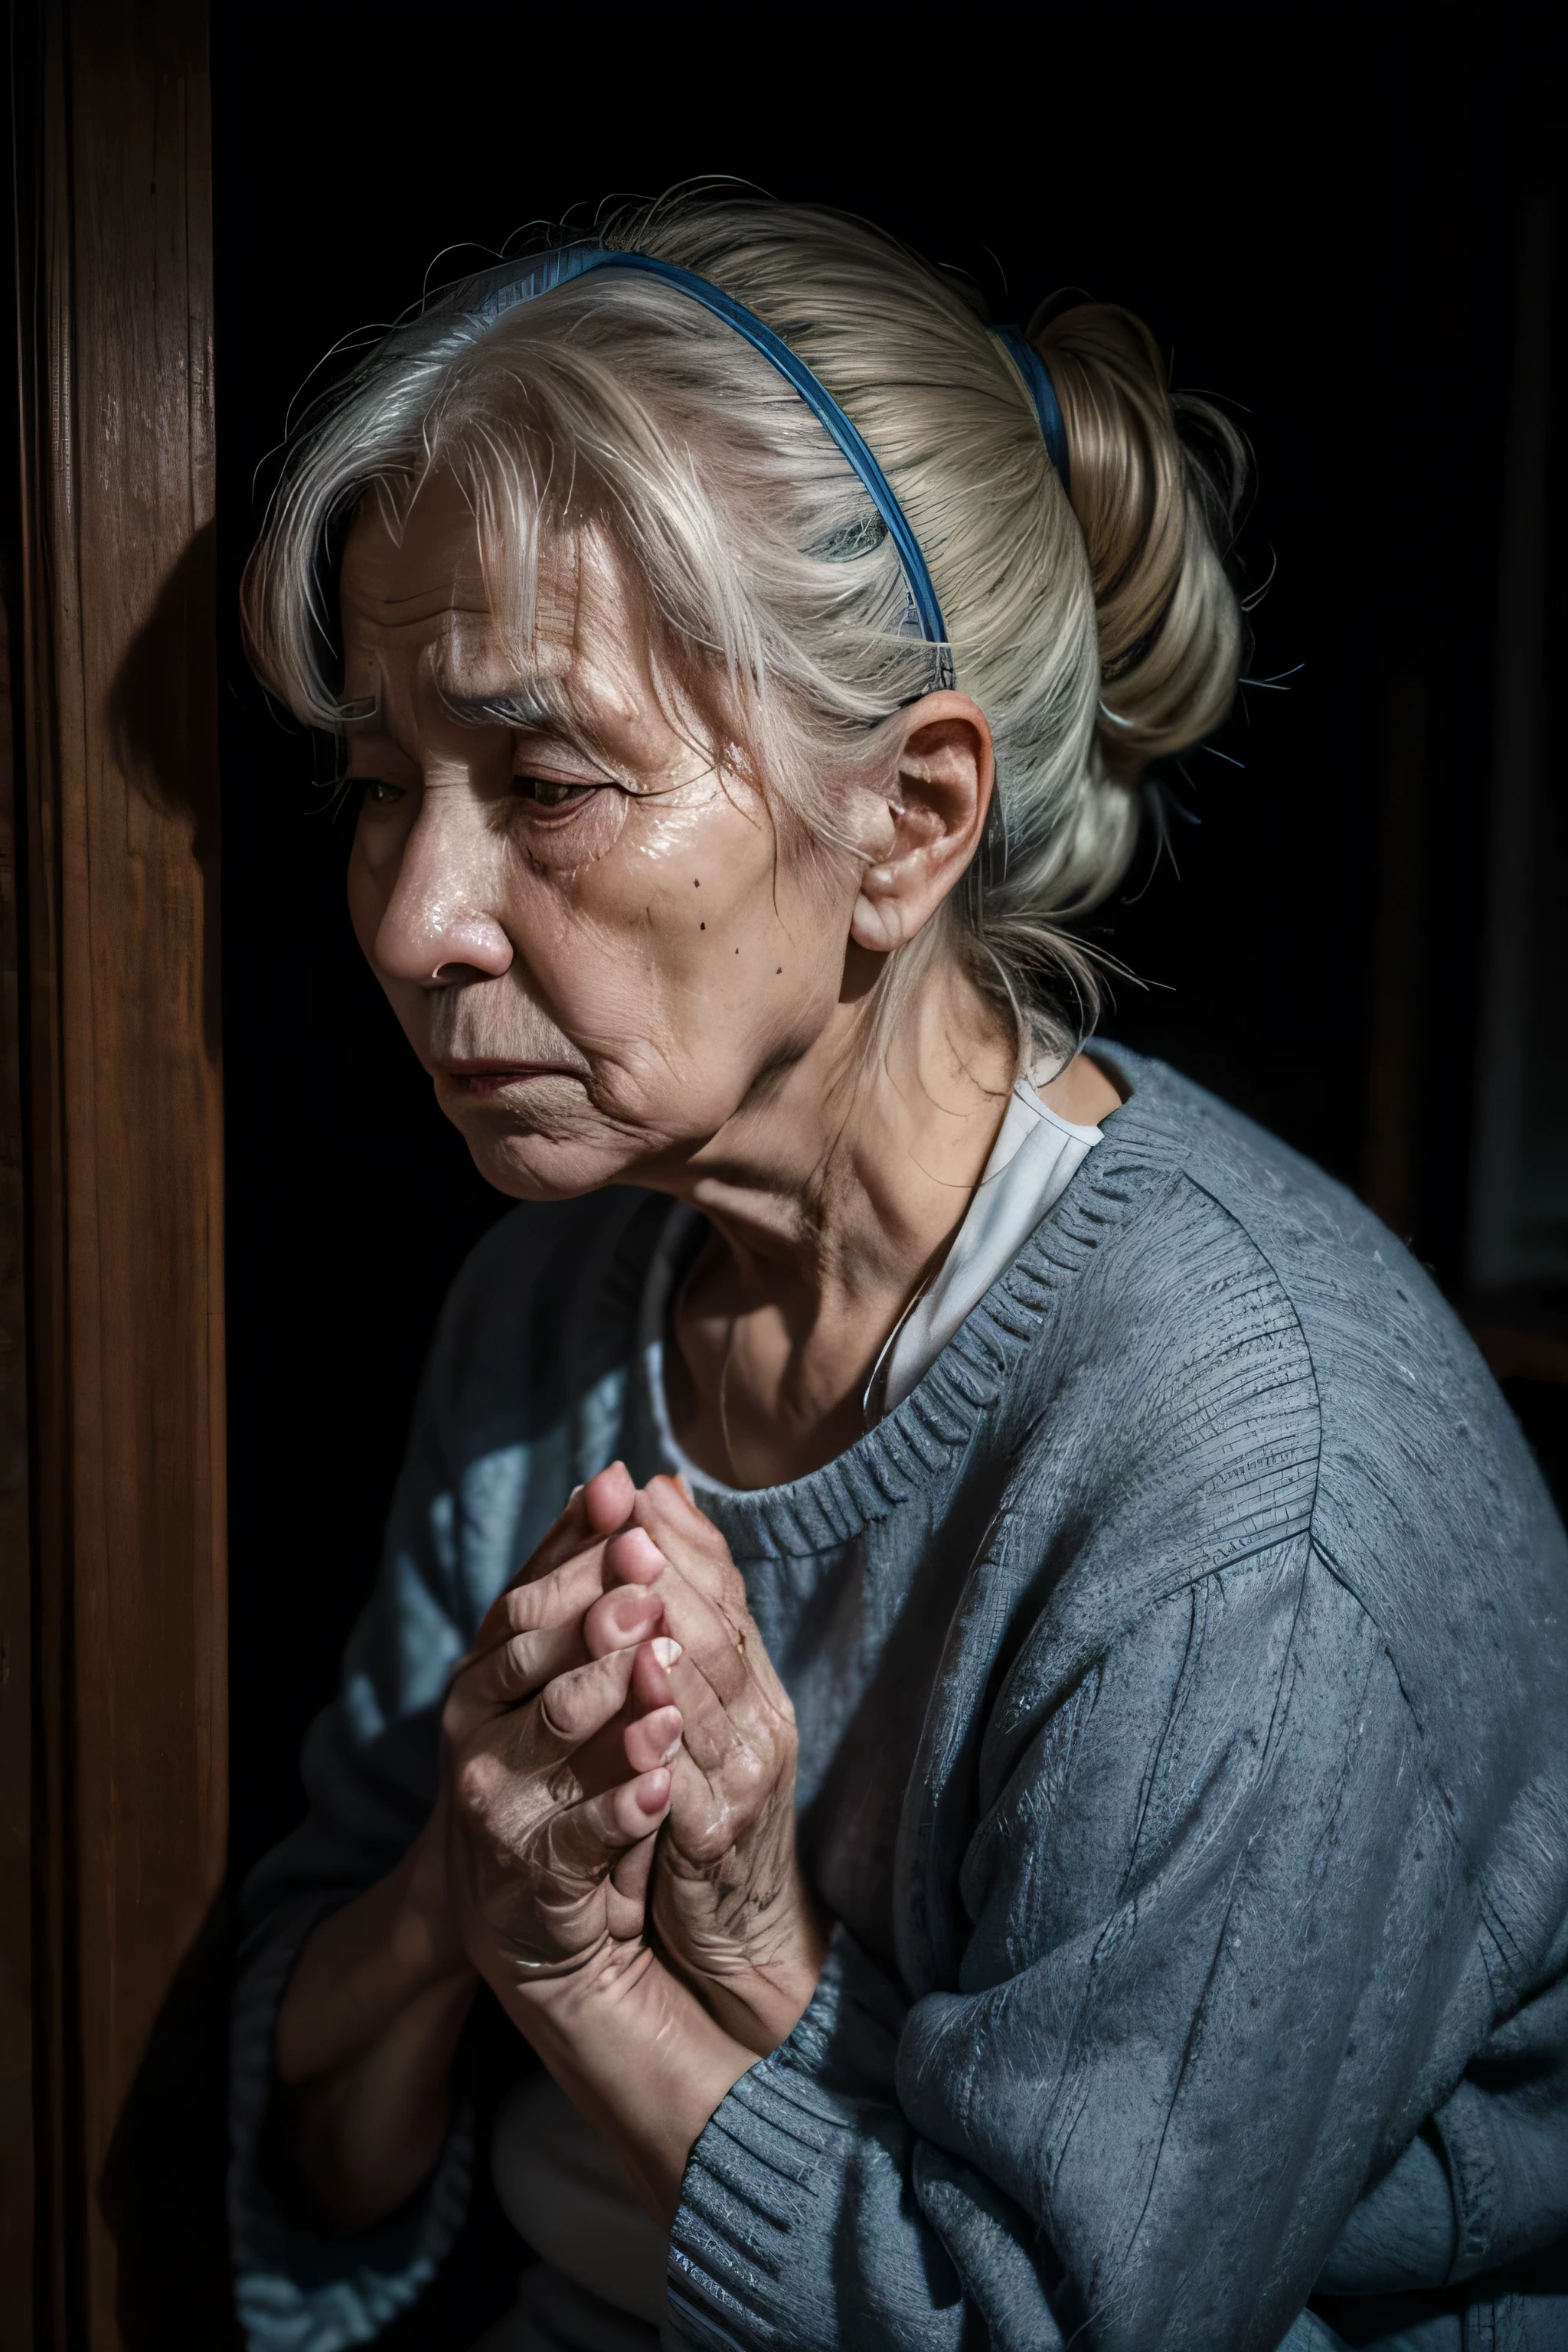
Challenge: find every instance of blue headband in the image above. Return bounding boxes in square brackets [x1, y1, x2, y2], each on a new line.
[470, 246, 1070, 687]
[992, 324, 1071, 491]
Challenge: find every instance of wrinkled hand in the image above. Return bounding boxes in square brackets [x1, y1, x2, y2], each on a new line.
[436, 1462, 826, 2056]
[603, 1475, 829, 2054]
[438, 1465, 685, 2000]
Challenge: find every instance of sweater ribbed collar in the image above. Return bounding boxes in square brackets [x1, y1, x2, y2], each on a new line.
[626, 1047, 1181, 1557]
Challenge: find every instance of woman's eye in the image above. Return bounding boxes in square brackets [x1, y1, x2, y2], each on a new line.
[513, 773, 596, 812]
[361, 777, 405, 807]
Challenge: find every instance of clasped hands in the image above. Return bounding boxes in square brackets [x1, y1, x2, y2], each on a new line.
[433, 1463, 826, 2073]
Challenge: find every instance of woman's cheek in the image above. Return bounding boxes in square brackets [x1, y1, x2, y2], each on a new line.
[518, 802, 748, 990]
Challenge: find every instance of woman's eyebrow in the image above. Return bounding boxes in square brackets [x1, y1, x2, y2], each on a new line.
[441, 683, 560, 730]
[440, 681, 624, 770]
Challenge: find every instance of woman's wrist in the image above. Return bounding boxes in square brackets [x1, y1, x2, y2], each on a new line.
[396, 1802, 472, 1989]
[502, 1945, 755, 2225]
[684, 1941, 825, 2056]
[270, 1809, 479, 2233]
[285, 1965, 477, 2231]
[276, 1810, 472, 2089]
[656, 1865, 831, 2056]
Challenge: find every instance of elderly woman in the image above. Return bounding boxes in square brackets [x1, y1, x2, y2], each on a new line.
[229, 201, 1568, 2352]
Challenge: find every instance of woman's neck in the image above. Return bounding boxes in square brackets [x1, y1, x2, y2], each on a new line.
[660, 961, 1114, 1488]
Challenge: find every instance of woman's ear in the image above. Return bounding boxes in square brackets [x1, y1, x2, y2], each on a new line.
[850, 693, 994, 953]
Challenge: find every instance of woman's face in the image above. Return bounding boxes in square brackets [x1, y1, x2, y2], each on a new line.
[341, 471, 872, 1199]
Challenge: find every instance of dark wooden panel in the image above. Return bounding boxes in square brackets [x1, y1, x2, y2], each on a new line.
[0, 593, 34, 2347]
[10, 2, 226, 2341]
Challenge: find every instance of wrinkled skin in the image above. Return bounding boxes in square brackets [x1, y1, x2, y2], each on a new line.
[616, 1478, 820, 2053]
[435, 1459, 818, 2053]
[439, 1502, 683, 1984]
[341, 476, 890, 1205]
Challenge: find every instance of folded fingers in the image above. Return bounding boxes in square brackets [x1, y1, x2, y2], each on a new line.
[622, 1700, 684, 1775]
[627, 1637, 784, 1864]
[626, 1547, 753, 1708]
[631, 1486, 792, 1707]
[472, 1462, 639, 1652]
[521, 1462, 638, 1583]
[534, 1645, 643, 1753]
[536, 1770, 673, 1890]
[472, 1544, 605, 1659]
[632, 1478, 742, 1605]
[582, 1578, 670, 1662]
[451, 1563, 658, 1736]
[490, 1775, 670, 1969]
[629, 1637, 733, 1766]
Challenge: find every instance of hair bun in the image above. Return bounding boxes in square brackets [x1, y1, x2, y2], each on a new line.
[1034, 302, 1245, 779]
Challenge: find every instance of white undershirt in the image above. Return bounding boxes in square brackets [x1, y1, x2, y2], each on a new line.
[875, 1063, 1103, 1416]
[642, 1055, 1104, 1490]
[490, 2070, 672, 2330]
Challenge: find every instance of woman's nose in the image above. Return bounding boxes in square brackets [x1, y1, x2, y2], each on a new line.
[373, 786, 514, 985]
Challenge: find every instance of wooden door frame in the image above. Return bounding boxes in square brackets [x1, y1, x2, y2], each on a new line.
[2, 1, 227, 2341]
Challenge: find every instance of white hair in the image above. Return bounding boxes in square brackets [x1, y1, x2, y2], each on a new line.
[245, 194, 1244, 1061]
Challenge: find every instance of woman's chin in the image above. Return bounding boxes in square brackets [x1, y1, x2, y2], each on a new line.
[455, 1115, 648, 1204]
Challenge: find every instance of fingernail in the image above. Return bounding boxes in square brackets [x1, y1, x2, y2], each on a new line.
[659, 1726, 684, 1762]
[568, 1484, 584, 1502]
[636, 1769, 671, 1815]
[650, 1637, 682, 1668]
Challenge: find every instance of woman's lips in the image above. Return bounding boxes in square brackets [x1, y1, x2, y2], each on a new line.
[436, 1060, 579, 1095]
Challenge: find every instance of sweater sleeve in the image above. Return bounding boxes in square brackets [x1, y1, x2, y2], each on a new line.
[669, 1537, 1467, 2352]
[228, 1285, 534, 2352]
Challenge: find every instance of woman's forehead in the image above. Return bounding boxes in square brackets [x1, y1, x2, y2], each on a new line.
[340, 475, 648, 730]
[340, 470, 581, 635]
[340, 470, 488, 611]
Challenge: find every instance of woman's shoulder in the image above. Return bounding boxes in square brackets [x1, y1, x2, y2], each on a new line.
[1048, 1047, 1566, 1752]
[1089, 1043, 1410, 1274]
[1084, 1047, 1505, 1431]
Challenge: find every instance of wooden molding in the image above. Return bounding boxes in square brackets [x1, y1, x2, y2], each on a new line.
[1, 525, 34, 2341]
[7, 1, 227, 2341]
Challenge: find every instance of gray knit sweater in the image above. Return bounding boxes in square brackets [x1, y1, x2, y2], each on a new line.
[230, 1050, 1568, 2352]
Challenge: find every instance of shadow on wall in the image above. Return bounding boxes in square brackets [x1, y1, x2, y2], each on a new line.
[106, 518, 223, 1067]
[99, 1896, 244, 2351]
[98, 1887, 528, 2350]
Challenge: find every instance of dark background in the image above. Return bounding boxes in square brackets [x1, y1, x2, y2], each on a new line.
[214, 2, 1563, 1892]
